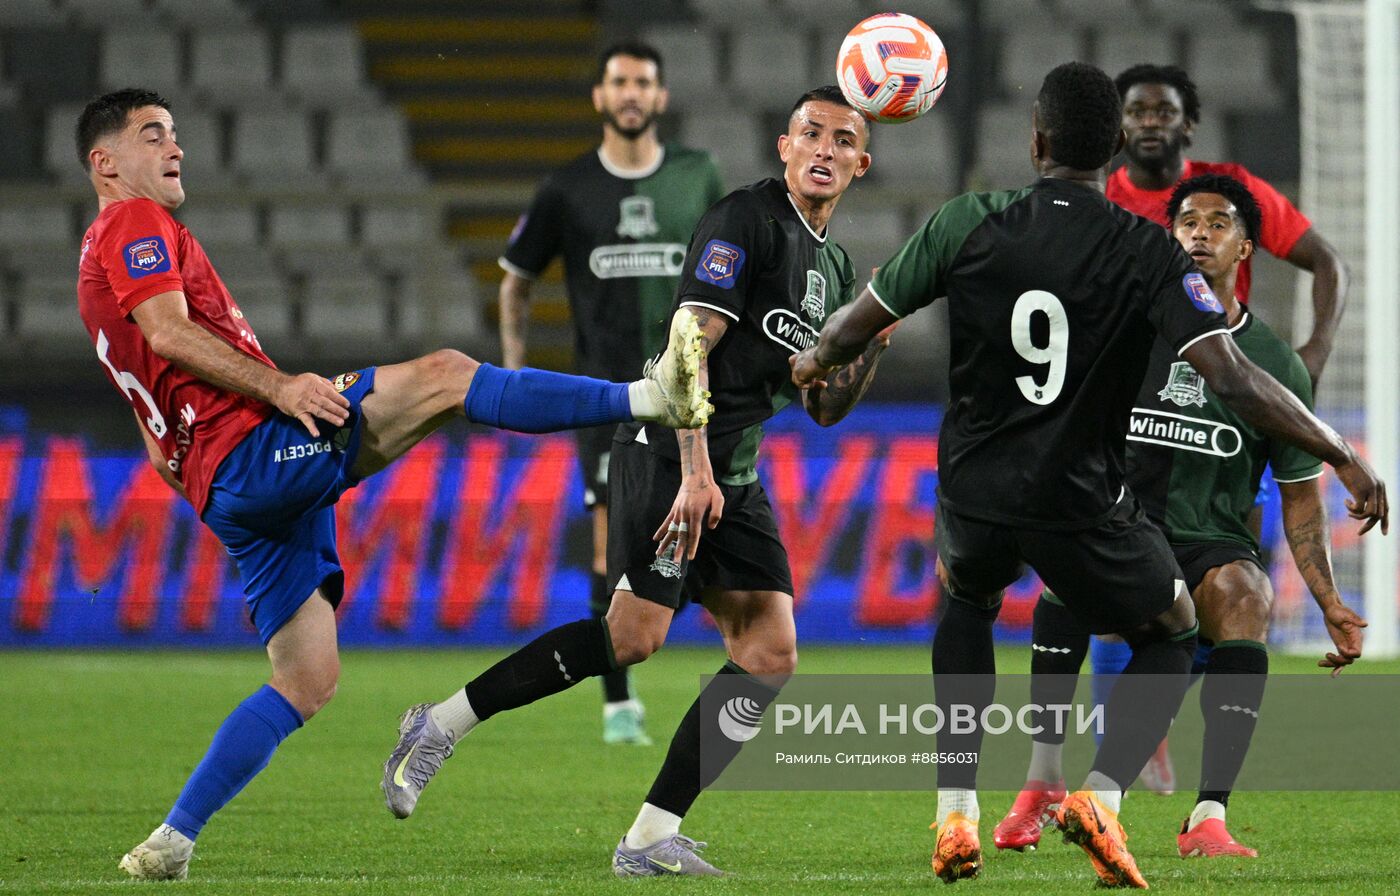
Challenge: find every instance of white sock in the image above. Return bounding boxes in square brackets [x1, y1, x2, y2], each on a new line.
[1082, 771, 1122, 814]
[936, 788, 980, 826]
[625, 802, 683, 849]
[1027, 741, 1064, 784]
[628, 380, 659, 420]
[429, 689, 479, 744]
[604, 698, 643, 719]
[1188, 799, 1227, 829]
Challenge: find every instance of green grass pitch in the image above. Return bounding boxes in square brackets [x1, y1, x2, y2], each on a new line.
[3, 646, 1398, 894]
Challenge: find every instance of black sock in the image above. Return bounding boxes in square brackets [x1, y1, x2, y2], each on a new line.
[464, 618, 617, 721]
[1197, 641, 1268, 806]
[932, 595, 1000, 789]
[644, 661, 782, 817]
[590, 572, 633, 704]
[1091, 627, 1198, 788]
[1030, 593, 1091, 745]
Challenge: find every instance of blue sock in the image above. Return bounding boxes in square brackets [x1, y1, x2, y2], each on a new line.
[164, 685, 303, 840]
[464, 364, 634, 433]
[1089, 637, 1133, 746]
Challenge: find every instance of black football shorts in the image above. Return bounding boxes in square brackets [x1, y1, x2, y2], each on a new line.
[935, 495, 1183, 634]
[575, 424, 615, 509]
[606, 435, 794, 609]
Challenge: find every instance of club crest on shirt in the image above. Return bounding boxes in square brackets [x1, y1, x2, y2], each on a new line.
[124, 236, 172, 279]
[801, 270, 827, 322]
[695, 239, 745, 289]
[616, 195, 660, 239]
[1157, 361, 1207, 407]
[1183, 272, 1222, 312]
[332, 371, 360, 393]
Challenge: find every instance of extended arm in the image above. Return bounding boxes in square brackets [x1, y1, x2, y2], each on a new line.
[791, 288, 899, 388]
[131, 290, 348, 436]
[1279, 478, 1367, 674]
[801, 322, 894, 426]
[1182, 332, 1387, 534]
[654, 307, 731, 560]
[498, 270, 533, 370]
[1286, 228, 1348, 386]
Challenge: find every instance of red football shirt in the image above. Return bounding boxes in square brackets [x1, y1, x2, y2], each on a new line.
[77, 198, 274, 515]
[1106, 159, 1313, 302]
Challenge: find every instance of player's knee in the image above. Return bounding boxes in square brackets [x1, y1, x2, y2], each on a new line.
[281, 657, 340, 720]
[610, 628, 665, 667]
[423, 348, 478, 400]
[733, 638, 798, 677]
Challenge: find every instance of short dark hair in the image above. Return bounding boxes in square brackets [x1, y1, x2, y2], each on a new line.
[595, 41, 664, 85]
[1036, 62, 1122, 171]
[1114, 64, 1201, 124]
[1166, 173, 1262, 245]
[76, 88, 171, 171]
[789, 85, 853, 119]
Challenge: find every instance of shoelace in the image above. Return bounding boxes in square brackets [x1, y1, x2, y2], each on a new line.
[404, 720, 454, 789]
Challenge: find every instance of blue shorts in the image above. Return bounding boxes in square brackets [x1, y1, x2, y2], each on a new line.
[202, 368, 376, 644]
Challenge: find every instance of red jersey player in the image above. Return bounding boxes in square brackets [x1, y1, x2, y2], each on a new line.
[74, 89, 709, 881]
[1107, 64, 1346, 385]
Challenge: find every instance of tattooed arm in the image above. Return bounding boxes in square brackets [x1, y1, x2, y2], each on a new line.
[1279, 478, 1367, 675]
[801, 324, 893, 427]
[654, 307, 730, 561]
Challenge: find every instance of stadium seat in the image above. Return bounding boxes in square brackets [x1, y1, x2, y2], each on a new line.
[43, 104, 88, 184]
[0, 201, 73, 250]
[866, 111, 960, 194]
[13, 274, 85, 347]
[7, 28, 97, 104]
[189, 30, 272, 104]
[970, 101, 1035, 190]
[281, 25, 379, 107]
[638, 26, 721, 109]
[301, 273, 391, 341]
[267, 202, 364, 275]
[228, 108, 318, 186]
[397, 271, 482, 344]
[1092, 27, 1187, 81]
[361, 204, 458, 273]
[730, 30, 813, 110]
[691, 0, 783, 23]
[679, 109, 768, 188]
[325, 109, 424, 187]
[218, 273, 294, 342]
[175, 201, 259, 248]
[999, 26, 1083, 96]
[0, 109, 42, 180]
[150, 0, 250, 27]
[65, 0, 150, 26]
[1190, 30, 1282, 110]
[981, 0, 1058, 27]
[99, 29, 183, 94]
[0, 0, 64, 28]
[168, 109, 230, 187]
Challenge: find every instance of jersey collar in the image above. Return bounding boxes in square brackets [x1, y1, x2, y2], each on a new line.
[786, 192, 827, 243]
[597, 145, 666, 179]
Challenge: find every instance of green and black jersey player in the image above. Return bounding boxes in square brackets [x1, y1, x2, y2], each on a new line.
[794, 64, 1385, 889]
[390, 87, 889, 877]
[999, 174, 1370, 860]
[498, 42, 724, 744]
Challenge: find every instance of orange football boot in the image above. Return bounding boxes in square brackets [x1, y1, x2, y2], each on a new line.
[1057, 791, 1148, 889]
[931, 812, 982, 883]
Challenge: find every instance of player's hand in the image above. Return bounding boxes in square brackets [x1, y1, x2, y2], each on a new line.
[1334, 452, 1389, 535]
[654, 476, 724, 561]
[790, 348, 835, 389]
[275, 372, 350, 438]
[1319, 600, 1367, 677]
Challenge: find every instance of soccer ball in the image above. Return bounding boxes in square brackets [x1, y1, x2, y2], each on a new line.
[837, 13, 949, 124]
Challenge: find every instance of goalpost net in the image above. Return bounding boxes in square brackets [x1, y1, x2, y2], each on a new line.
[1270, 0, 1399, 657]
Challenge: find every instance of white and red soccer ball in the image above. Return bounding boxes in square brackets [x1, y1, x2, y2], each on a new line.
[837, 12, 949, 124]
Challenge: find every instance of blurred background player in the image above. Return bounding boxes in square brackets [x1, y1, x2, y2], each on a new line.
[384, 86, 885, 877]
[1110, 63, 1347, 386]
[1102, 63, 1352, 792]
[498, 41, 724, 745]
[994, 173, 1368, 860]
[74, 88, 710, 881]
[792, 62, 1386, 889]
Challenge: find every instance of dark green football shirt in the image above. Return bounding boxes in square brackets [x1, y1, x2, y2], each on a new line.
[621, 177, 857, 485]
[870, 178, 1230, 529]
[501, 144, 724, 380]
[1127, 311, 1322, 550]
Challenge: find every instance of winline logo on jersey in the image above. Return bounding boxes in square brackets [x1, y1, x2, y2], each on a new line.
[698, 673, 1400, 791]
[588, 242, 686, 279]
